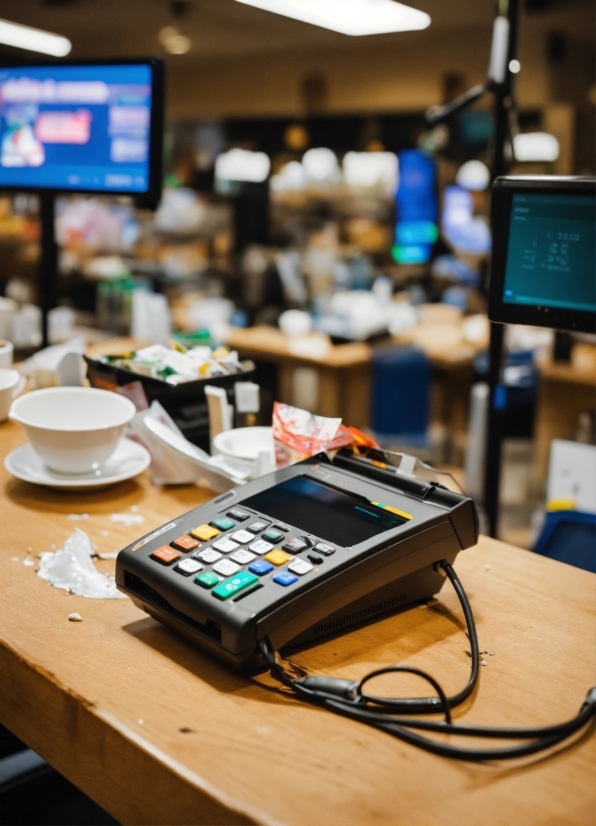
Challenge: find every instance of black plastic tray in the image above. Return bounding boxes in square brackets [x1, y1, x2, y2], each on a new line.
[85, 355, 255, 452]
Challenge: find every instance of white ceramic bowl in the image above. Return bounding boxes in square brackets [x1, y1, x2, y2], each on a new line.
[10, 387, 136, 474]
[213, 427, 274, 477]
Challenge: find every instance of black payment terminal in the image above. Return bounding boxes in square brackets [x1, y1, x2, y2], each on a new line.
[116, 451, 478, 669]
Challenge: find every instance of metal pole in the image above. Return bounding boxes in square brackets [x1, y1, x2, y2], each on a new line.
[39, 193, 58, 349]
[483, 0, 520, 538]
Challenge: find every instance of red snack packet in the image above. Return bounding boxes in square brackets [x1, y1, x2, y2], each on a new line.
[272, 402, 355, 466]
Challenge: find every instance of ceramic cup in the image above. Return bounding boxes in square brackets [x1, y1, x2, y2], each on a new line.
[0, 340, 14, 369]
[9, 387, 136, 474]
[0, 369, 26, 423]
[213, 427, 275, 478]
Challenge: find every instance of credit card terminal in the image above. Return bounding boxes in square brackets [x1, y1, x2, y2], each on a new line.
[116, 451, 478, 669]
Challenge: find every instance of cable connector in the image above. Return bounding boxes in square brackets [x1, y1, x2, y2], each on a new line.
[294, 676, 359, 700]
[582, 687, 596, 710]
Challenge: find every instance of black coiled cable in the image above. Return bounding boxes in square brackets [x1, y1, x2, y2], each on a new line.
[259, 560, 596, 761]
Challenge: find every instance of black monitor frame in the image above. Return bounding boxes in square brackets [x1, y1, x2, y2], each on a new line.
[0, 56, 164, 208]
[488, 175, 596, 334]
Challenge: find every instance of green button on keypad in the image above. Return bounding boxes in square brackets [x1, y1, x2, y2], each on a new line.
[195, 571, 220, 588]
[212, 570, 259, 600]
[211, 517, 237, 532]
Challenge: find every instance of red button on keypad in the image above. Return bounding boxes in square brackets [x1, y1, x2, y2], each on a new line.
[171, 535, 200, 552]
[151, 545, 180, 565]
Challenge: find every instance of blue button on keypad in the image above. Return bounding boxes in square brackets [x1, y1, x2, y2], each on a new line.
[248, 559, 274, 576]
[273, 571, 299, 586]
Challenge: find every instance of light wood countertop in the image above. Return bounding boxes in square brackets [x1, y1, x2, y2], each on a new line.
[0, 407, 594, 825]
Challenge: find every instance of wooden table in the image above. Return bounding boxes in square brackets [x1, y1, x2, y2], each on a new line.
[225, 325, 372, 428]
[0, 418, 595, 825]
[225, 325, 477, 442]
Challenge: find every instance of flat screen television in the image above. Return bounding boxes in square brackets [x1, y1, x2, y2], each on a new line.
[0, 58, 164, 205]
[489, 176, 595, 333]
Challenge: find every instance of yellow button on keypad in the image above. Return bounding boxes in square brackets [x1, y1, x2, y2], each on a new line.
[264, 549, 291, 566]
[190, 524, 220, 541]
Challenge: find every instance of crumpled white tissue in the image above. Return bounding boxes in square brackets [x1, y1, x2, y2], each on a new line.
[37, 528, 125, 599]
[126, 399, 245, 491]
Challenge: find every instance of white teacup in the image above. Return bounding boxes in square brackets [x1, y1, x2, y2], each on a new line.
[0, 369, 26, 422]
[10, 387, 136, 474]
[0, 340, 14, 369]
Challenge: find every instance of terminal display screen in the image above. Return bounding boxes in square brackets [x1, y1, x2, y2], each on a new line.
[242, 476, 407, 547]
[0, 63, 155, 194]
[502, 193, 596, 313]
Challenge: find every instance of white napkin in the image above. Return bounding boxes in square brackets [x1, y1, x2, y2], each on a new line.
[126, 400, 246, 492]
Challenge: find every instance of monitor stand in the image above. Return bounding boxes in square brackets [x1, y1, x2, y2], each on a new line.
[39, 192, 59, 349]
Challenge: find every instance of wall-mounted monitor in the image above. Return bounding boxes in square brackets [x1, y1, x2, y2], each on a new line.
[489, 176, 595, 333]
[0, 58, 164, 205]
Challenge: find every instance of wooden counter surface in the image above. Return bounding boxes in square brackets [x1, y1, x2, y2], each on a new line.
[0, 416, 594, 825]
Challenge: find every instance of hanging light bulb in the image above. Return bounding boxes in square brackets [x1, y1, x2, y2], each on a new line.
[158, 25, 191, 54]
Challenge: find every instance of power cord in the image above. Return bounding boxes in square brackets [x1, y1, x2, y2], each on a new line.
[259, 560, 596, 761]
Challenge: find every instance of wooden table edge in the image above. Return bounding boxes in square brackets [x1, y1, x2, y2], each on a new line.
[0, 636, 280, 826]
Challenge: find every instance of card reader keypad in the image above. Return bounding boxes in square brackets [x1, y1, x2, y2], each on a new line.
[148, 499, 342, 603]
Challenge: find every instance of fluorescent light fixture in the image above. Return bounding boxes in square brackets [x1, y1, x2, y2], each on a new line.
[235, 0, 430, 36]
[513, 132, 560, 163]
[0, 18, 71, 56]
[215, 149, 271, 183]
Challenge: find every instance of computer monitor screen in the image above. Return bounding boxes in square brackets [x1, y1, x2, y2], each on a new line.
[0, 60, 163, 202]
[503, 193, 595, 313]
[489, 176, 596, 333]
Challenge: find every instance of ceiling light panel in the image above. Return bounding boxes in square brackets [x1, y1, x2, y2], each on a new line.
[0, 18, 71, 56]
[235, 0, 430, 36]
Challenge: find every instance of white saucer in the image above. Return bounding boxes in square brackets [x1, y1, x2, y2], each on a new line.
[5, 438, 151, 491]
